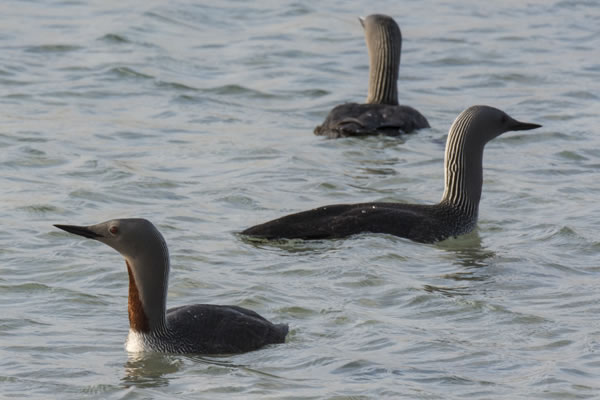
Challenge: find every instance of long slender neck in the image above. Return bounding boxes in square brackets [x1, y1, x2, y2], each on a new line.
[125, 240, 170, 334]
[365, 23, 401, 105]
[440, 117, 484, 218]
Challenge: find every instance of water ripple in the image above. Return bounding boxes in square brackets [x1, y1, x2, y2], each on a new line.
[1, 0, 599, 399]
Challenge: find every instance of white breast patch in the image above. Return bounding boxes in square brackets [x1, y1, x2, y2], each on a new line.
[125, 330, 150, 352]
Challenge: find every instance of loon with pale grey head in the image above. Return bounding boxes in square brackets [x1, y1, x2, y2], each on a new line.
[54, 218, 288, 354]
[314, 14, 429, 138]
[244, 106, 541, 243]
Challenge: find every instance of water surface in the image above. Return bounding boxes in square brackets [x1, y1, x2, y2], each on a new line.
[1, 0, 599, 399]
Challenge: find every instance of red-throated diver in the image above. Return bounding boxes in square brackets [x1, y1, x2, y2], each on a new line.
[314, 14, 429, 138]
[244, 105, 541, 243]
[54, 219, 288, 354]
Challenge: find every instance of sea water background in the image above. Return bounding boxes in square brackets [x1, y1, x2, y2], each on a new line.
[1, 0, 599, 399]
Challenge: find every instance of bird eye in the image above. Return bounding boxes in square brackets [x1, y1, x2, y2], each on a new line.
[109, 226, 119, 235]
[501, 115, 508, 124]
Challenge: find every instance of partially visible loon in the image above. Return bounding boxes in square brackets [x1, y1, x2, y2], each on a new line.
[314, 14, 429, 138]
[244, 106, 541, 243]
[55, 219, 288, 354]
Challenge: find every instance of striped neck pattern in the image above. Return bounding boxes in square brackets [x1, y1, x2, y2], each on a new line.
[126, 225, 170, 335]
[440, 108, 484, 219]
[365, 18, 401, 105]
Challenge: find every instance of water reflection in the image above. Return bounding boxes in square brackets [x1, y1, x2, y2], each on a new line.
[238, 233, 342, 254]
[424, 231, 496, 297]
[437, 230, 496, 270]
[122, 352, 183, 388]
[122, 352, 243, 388]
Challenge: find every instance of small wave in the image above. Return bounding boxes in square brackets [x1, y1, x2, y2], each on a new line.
[108, 67, 153, 80]
[25, 44, 82, 53]
[204, 84, 277, 99]
[562, 90, 598, 100]
[100, 33, 130, 44]
[17, 204, 61, 215]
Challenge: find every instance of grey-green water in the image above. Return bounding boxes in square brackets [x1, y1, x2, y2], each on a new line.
[1, 1, 599, 399]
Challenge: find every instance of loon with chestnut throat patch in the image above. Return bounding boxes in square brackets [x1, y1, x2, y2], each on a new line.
[314, 14, 429, 138]
[244, 105, 541, 243]
[55, 219, 288, 354]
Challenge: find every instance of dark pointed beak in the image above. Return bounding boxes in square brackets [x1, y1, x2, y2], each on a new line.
[510, 120, 542, 131]
[358, 16, 365, 28]
[54, 224, 103, 239]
